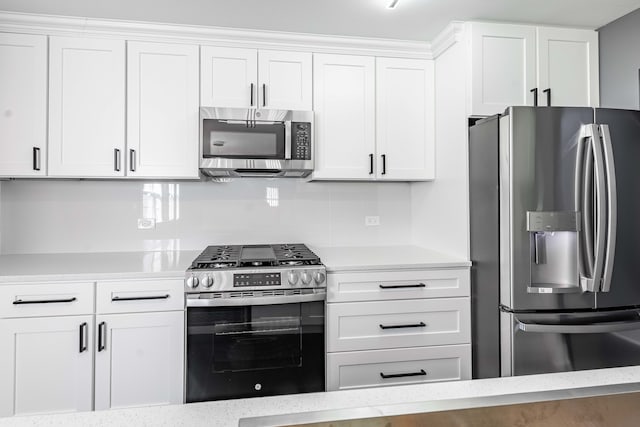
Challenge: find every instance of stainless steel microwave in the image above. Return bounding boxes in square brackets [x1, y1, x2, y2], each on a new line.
[199, 107, 313, 178]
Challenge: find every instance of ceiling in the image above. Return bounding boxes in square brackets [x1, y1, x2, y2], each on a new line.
[0, 0, 639, 41]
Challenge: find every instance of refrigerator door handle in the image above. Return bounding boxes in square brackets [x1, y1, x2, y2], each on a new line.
[517, 318, 640, 334]
[599, 124, 617, 293]
[591, 125, 607, 292]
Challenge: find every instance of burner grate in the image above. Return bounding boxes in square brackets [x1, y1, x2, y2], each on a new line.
[190, 243, 321, 270]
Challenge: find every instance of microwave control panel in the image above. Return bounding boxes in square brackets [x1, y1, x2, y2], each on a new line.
[291, 122, 312, 160]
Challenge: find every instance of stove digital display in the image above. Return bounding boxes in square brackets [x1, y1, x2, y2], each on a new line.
[233, 273, 281, 287]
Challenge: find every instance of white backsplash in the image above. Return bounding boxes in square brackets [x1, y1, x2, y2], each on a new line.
[0, 179, 412, 254]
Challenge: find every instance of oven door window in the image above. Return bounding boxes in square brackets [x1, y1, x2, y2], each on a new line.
[202, 119, 285, 159]
[213, 317, 302, 372]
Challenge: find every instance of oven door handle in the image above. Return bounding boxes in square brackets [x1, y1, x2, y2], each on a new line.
[186, 291, 325, 307]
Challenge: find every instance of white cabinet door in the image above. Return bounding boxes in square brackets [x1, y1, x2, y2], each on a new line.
[48, 36, 125, 177]
[127, 41, 199, 178]
[376, 58, 434, 181]
[0, 316, 93, 417]
[94, 311, 184, 410]
[469, 23, 537, 116]
[312, 54, 375, 180]
[201, 46, 257, 108]
[0, 33, 47, 177]
[258, 50, 312, 110]
[537, 27, 599, 107]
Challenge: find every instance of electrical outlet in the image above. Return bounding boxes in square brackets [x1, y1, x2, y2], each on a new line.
[137, 218, 156, 230]
[365, 216, 380, 226]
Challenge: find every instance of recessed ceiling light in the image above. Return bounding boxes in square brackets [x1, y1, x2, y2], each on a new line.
[388, 0, 400, 9]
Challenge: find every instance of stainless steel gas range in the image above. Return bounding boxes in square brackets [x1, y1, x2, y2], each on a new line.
[184, 244, 326, 403]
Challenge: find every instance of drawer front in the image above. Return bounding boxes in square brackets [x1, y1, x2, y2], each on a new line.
[327, 269, 469, 303]
[0, 282, 94, 318]
[327, 344, 471, 391]
[97, 279, 184, 314]
[327, 298, 469, 352]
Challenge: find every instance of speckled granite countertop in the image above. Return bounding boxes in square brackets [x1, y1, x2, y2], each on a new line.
[3, 366, 640, 427]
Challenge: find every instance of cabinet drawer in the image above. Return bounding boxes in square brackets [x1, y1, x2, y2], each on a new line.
[327, 344, 471, 391]
[97, 279, 184, 314]
[0, 282, 94, 318]
[327, 269, 469, 302]
[327, 298, 469, 352]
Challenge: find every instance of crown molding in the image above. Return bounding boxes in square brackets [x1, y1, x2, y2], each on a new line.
[430, 21, 464, 59]
[0, 11, 433, 59]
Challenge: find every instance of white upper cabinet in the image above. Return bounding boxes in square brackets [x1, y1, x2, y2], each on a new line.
[127, 41, 199, 178]
[48, 36, 125, 177]
[376, 58, 435, 181]
[201, 46, 257, 108]
[0, 316, 94, 417]
[469, 23, 537, 116]
[537, 27, 599, 107]
[468, 22, 599, 115]
[312, 54, 376, 180]
[201, 47, 312, 110]
[258, 50, 312, 110]
[94, 311, 184, 410]
[0, 33, 47, 177]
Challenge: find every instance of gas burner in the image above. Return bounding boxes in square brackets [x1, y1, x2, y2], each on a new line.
[280, 260, 304, 266]
[283, 252, 303, 259]
[211, 262, 234, 269]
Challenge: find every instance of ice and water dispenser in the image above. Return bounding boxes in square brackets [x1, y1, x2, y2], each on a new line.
[526, 211, 581, 294]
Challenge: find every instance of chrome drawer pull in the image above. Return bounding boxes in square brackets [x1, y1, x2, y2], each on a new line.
[380, 369, 427, 379]
[111, 294, 170, 302]
[13, 297, 77, 305]
[379, 283, 426, 289]
[379, 321, 426, 330]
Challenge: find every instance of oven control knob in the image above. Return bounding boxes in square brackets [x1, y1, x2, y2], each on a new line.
[186, 276, 199, 289]
[288, 271, 300, 285]
[201, 275, 214, 288]
[301, 272, 312, 286]
[313, 271, 326, 285]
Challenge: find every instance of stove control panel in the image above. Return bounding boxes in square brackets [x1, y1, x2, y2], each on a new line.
[234, 272, 282, 287]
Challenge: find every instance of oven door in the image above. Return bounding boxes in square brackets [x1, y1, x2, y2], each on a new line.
[186, 298, 325, 402]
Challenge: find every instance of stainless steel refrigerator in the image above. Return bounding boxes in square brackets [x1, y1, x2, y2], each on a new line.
[469, 106, 640, 379]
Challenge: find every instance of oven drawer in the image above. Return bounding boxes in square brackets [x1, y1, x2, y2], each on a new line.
[326, 344, 471, 391]
[0, 282, 94, 318]
[327, 297, 470, 352]
[97, 279, 184, 314]
[327, 269, 469, 303]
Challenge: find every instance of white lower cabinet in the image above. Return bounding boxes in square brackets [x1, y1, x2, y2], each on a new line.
[327, 345, 471, 390]
[95, 311, 184, 410]
[0, 315, 94, 417]
[326, 268, 471, 391]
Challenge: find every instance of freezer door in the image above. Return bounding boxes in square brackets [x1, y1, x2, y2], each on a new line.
[594, 109, 640, 309]
[501, 309, 640, 376]
[500, 107, 596, 311]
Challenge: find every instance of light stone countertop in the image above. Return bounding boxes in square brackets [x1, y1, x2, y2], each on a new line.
[0, 245, 469, 283]
[310, 245, 470, 272]
[2, 366, 640, 427]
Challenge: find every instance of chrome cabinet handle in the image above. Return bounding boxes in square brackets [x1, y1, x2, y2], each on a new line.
[543, 88, 551, 106]
[98, 321, 106, 352]
[32, 147, 41, 171]
[79, 322, 88, 353]
[379, 283, 426, 289]
[129, 149, 136, 172]
[13, 297, 77, 305]
[111, 294, 170, 302]
[530, 88, 538, 106]
[380, 369, 426, 379]
[379, 321, 426, 330]
[114, 148, 121, 171]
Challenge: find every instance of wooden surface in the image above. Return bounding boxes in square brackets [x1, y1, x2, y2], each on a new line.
[286, 391, 640, 427]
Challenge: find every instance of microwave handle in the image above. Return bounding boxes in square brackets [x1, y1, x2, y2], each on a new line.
[285, 121, 292, 160]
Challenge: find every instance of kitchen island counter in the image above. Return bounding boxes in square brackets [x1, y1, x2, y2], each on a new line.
[3, 366, 640, 427]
